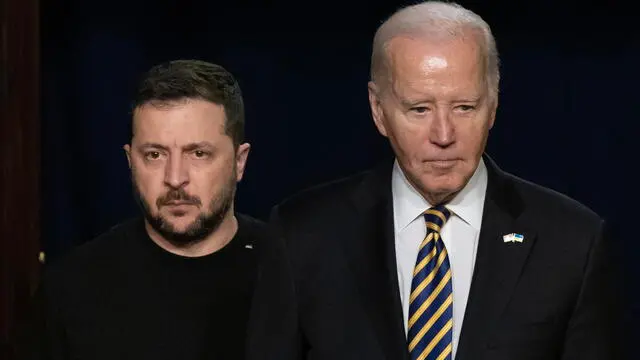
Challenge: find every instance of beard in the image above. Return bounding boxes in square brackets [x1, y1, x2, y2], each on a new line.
[131, 169, 236, 245]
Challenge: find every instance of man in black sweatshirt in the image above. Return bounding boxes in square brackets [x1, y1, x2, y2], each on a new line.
[20, 59, 291, 360]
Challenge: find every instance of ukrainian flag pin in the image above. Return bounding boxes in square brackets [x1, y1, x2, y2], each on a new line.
[503, 233, 524, 243]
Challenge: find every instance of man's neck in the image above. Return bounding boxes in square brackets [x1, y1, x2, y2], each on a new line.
[145, 212, 238, 258]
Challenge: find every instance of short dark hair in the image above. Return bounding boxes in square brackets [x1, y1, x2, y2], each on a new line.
[132, 59, 245, 148]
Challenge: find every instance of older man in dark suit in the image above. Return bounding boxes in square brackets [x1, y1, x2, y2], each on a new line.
[248, 2, 624, 360]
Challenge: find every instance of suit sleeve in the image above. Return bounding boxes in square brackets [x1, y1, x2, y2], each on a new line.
[245, 205, 304, 360]
[561, 220, 627, 360]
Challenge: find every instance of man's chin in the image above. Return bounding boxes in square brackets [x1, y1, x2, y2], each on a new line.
[151, 218, 208, 244]
[160, 217, 199, 231]
[416, 178, 467, 203]
[420, 177, 464, 192]
[161, 211, 196, 222]
[164, 224, 195, 235]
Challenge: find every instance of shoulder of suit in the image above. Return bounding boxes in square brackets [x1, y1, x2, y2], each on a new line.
[275, 169, 373, 219]
[502, 170, 602, 224]
[236, 213, 272, 245]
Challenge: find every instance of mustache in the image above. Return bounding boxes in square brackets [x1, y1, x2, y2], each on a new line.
[156, 188, 202, 208]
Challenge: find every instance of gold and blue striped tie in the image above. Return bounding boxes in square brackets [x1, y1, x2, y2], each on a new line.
[407, 205, 453, 360]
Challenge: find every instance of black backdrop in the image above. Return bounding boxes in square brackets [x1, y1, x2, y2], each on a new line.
[40, 0, 638, 341]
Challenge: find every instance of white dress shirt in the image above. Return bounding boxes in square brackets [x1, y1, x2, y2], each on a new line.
[392, 158, 487, 359]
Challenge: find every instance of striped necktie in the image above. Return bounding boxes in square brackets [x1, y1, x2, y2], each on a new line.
[407, 205, 453, 360]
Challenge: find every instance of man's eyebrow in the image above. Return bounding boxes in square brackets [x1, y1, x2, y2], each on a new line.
[138, 143, 169, 151]
[182, 142, 214, 151]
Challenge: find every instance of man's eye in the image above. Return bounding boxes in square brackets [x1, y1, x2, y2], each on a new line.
[193, 150, 209, 158]
[457, 105, 475, 112]
[145, 151, 160, 160]
[411, 106, 429, 114]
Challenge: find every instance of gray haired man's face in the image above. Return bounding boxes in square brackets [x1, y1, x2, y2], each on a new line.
[368, 34, 497, 205]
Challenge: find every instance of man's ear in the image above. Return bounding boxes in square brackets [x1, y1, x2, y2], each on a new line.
[368, 81, 389, 137]
[123, 144, 132, 169]
[488, 97, 498, 129]
[235, 143, 251, 182]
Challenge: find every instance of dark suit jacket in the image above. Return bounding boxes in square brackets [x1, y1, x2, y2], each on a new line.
[262, 155, 624, 360]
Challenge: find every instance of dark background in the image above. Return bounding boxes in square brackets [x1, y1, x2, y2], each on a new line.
[40, 0, 638, 342]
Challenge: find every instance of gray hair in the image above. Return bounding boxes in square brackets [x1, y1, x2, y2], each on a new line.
[370, 1, 500, 98]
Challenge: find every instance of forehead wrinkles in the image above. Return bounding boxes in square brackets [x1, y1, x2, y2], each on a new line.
[388, 51, 487, 104]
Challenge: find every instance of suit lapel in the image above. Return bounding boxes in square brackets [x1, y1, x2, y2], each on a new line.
[342, 160, 410, 360]
[456, 156, 537, 360]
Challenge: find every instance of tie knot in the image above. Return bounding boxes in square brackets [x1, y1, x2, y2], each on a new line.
[423, 205, 450, 230]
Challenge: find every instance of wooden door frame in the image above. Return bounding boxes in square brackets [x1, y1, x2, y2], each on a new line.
[0, 0, 41, 357]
